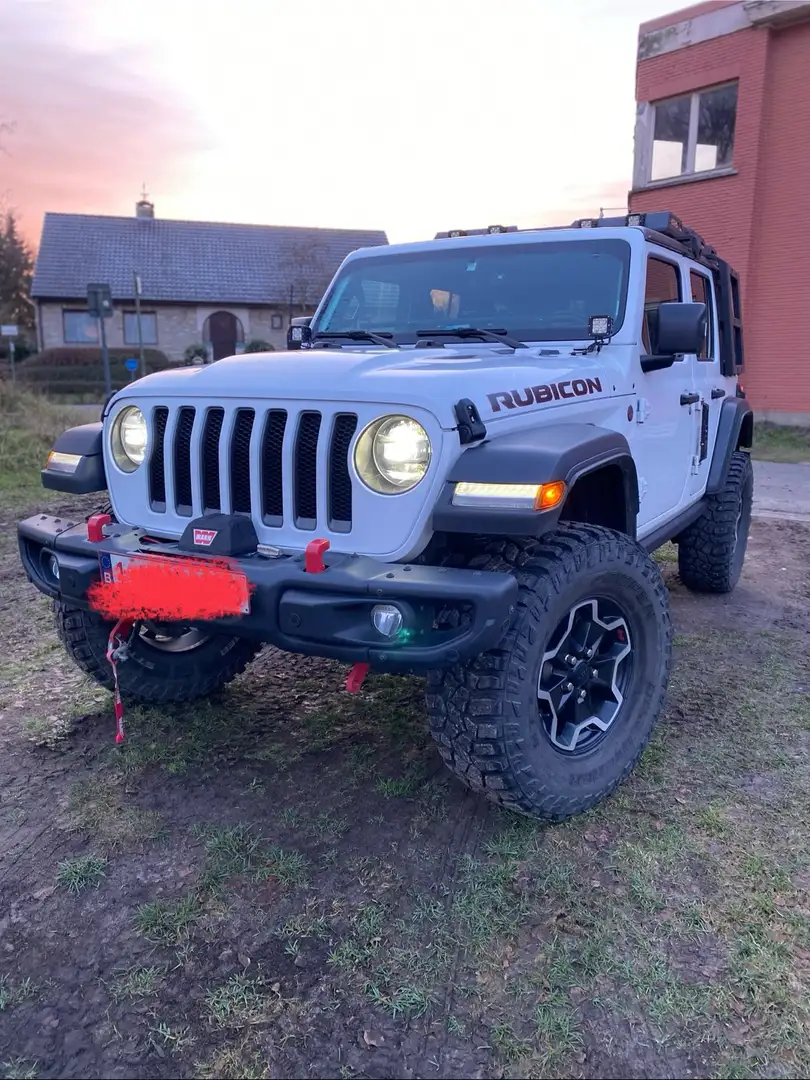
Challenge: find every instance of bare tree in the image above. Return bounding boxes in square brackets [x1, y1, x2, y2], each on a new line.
[283, 239, 334, 314]
[0, 119, 15, 155]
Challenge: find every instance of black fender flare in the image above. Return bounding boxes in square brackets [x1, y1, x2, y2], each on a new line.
[41, 422, 108, 495]
[706, 397, 754, 495]
[432, 422, 639, 538]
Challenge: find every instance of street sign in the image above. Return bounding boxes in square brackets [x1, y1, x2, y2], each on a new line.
[124, 358, 139, 371]
[87, 283, 113, 320]
[0, 325, 18, 337]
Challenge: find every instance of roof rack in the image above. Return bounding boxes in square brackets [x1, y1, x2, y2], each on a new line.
[570, 211, 720, 267]
[434, 225, 519, 239]
[433, 211, 720, 268]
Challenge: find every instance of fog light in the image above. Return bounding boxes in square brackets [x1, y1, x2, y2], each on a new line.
[371, 603, 403, 638]
[49, 555, 60, 581]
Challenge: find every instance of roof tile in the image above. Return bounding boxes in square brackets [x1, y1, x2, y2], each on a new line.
[31, 213, 388, 304]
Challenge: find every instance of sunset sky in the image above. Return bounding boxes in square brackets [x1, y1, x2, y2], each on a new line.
[1, 0, 681, 248]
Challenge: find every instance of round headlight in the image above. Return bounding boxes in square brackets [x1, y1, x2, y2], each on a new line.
[111, 406, 148, 471]
[355, 415, 431, 494]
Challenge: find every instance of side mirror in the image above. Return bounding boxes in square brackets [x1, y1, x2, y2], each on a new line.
[641, 301, 706, 373]
[287, 316, 312, 351]
[657, 301, 706, 355]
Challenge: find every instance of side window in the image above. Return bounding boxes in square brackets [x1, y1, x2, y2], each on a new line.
[689, 270, 714, 360]
[641, 257, 681, 355]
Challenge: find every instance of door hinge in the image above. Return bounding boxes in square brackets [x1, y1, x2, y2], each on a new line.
[636, 398, 650, 423]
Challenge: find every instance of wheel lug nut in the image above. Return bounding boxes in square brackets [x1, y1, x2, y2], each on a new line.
[577, 690, 586, 703]
[565, 654, 576, 665]
[565, 682, 574, 692]
[591, 668, 598, 678]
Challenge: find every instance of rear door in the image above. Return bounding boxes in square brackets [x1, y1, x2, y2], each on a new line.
[686, 267, 723, 498]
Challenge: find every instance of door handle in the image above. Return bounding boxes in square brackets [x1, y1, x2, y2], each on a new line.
[680, 392, 700, 406]
[711, 387, 726, 399]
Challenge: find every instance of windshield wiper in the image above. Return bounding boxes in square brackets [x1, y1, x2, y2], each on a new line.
[416, 327, 527, 350]
[311, 330, 399, 349]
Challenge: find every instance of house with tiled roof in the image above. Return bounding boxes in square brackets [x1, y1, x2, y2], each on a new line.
[31, 197, 388, 362]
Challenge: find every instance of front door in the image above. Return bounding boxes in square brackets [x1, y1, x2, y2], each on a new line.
[631, 253, 697, 533]
[208, 311, 239, 361]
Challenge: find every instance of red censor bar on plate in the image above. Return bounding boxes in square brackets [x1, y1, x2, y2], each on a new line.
[88, 552, 253, 621]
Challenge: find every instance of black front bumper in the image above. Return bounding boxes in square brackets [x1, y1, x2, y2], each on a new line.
[18, 515, 518, 674]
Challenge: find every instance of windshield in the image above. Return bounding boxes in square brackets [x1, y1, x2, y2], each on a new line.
[313, 238, 632, 344]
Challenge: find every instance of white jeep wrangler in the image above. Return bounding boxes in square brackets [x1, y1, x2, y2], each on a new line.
[19, 211, 754, 822]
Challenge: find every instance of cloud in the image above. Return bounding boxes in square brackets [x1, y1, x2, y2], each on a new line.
[0, 0, 203, 242]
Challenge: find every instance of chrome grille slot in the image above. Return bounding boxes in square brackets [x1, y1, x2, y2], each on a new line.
[149, 407, 169, 510]
[229, 409, 255, 515]
[173, 406, 195, 516]
[294, 411, 322, 529]
[329, 414, 358, 531]
[202, 407, 225, 511]
[261, 410, 287, 524]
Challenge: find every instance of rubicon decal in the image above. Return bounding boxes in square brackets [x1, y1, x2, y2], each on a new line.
[487, 377, 603, 413]
[193, 528, 218, 547]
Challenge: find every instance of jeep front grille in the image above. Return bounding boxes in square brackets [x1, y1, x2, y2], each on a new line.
[147, 405, 358, 532]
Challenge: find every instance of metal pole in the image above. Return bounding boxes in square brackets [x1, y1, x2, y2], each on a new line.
[99, 315, 112, 398]
[134, 272, 145, 377]
[9, 340, 15, 385]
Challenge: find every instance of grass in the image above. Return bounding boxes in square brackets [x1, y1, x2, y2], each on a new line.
[134, 893, 202, 945]
[55, 853, 108, 894]
[1, 1060, 39, 1080]
[0, 976, 37, 1012]
[204, 973, 282, 1029]
[0, 384, 85, 496]
[68, 776, 166, 851]
[109, 965, 166, 1002]
[752, 420, 810, 463]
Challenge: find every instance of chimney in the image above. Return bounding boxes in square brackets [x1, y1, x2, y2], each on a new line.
[136, 183, 154, 219]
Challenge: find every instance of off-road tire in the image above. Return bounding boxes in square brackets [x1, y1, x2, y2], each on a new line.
[425, 525, 672, 822]
[54, 602, 262, 704]
[677, 450, 753, 594]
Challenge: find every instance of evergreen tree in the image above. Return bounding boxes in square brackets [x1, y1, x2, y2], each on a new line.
[0, 209, 35, 332]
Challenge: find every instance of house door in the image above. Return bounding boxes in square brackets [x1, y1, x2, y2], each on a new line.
[208, 311, 239, 361]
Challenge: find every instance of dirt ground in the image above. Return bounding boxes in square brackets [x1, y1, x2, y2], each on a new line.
[1, 488, 810, 1080]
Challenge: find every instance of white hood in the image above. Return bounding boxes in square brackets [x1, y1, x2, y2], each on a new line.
[123, 344, 626, 428]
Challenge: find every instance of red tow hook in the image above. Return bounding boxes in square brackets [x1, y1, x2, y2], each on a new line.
[346, 663, 370, 693]
[87, 513, 112, 543]
[304, 538, 330, 573]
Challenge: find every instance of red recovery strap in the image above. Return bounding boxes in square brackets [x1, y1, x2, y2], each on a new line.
[105, 618, 134, 742]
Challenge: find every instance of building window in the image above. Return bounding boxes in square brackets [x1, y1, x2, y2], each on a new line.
[650, 82, 737, 183]
[62, 310, 99, 344]
[690, 270, 714, 360]
[123, 311, 158, 345]
[271, 313, 283, 330]
[641, 257, 681, 355]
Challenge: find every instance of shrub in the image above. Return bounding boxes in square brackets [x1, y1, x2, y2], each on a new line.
[13, 347, 172, 401]
[243, 339, 275, 353]
[184, 343, 207, 364]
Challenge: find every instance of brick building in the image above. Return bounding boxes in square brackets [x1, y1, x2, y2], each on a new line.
[629, 0, 810, 423]
[31, 199, 387, 363]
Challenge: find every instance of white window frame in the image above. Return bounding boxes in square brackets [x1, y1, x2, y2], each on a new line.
[639, 80, 738, 188]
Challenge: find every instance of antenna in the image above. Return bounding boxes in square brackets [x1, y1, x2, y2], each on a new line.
[140, 181, 149, 203]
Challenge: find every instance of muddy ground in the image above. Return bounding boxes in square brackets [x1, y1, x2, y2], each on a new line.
[1, 490, 809, 1080]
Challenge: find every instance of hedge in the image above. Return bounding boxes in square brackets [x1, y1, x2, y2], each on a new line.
[14, 347, 173, 400]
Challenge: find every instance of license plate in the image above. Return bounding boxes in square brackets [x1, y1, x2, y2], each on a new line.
[93, 550, 251, 621]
